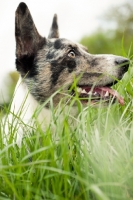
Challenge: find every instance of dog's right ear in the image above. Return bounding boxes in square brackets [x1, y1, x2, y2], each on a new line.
[15, 2, 45, 58]
[48, 14, 59, 39]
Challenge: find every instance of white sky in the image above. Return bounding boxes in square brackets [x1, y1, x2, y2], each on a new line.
[0, 0, 127, 102]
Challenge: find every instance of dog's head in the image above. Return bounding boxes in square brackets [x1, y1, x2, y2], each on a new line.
[15, 3, 129, 106]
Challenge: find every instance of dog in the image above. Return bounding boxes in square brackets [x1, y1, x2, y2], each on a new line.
[6, 2, 129, 145]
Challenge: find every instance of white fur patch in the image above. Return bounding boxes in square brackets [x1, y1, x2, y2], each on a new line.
[4, 76, 52, 146]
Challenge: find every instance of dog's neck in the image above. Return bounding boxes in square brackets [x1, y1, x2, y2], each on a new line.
[11, 76, 52, 126]
[7, 76, 79, 146]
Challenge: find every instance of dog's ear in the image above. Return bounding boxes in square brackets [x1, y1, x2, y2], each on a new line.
[48, 14, 59, 39]
[15, 2, 45, 58]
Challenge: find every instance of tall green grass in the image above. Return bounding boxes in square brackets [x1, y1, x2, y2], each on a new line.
[0, 59, 133, 200]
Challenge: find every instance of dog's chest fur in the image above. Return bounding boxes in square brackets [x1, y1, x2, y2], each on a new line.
[11, 77, 52, 126]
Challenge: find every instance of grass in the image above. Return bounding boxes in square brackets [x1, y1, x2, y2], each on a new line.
[0, 59, 133, 200]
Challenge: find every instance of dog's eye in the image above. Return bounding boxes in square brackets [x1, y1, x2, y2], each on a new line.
[68, 50, 75, 58]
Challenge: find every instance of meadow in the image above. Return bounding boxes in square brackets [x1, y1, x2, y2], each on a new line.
[0, 57, 133, 200]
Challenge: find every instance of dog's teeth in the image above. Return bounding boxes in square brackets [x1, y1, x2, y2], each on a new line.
[88, 91, 92, 95]
[81, 89, 86, 93]
[93, 92, 97, 95]
[77, 87, 82, 93]
[104, 91, 109, 97]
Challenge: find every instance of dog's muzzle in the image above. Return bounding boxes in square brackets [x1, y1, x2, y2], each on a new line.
[72, 57, 129, 105]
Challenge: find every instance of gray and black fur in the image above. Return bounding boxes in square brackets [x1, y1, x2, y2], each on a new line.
[15, 2, 129, 106]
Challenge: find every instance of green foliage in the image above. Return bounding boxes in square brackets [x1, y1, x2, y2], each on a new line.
[80, 30, 119, 55]
[8, 72, 19, 97]
[80, 29, 133, 57]
[0, 72, 19, 111]
[80, 2, 133, 57]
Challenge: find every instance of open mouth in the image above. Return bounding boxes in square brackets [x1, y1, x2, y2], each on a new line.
[72, 85, 124, 105]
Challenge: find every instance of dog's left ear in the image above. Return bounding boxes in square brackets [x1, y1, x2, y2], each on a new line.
[15, 2, 45, 58]
[48, 14, 59, 39]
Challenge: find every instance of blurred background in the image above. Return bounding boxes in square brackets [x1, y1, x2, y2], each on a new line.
[0, 0, 133, 107]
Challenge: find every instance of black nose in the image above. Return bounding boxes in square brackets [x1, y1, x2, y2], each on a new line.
[115, 57, 129, 73]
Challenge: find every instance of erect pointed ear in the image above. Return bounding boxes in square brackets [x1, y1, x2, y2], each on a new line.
[48, 14, 59, 39]
[15, 2, 46, 58]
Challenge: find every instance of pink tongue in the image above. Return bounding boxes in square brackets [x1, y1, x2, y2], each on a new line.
[82, 86, 124, 105]
[100, 87, 124, 106]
